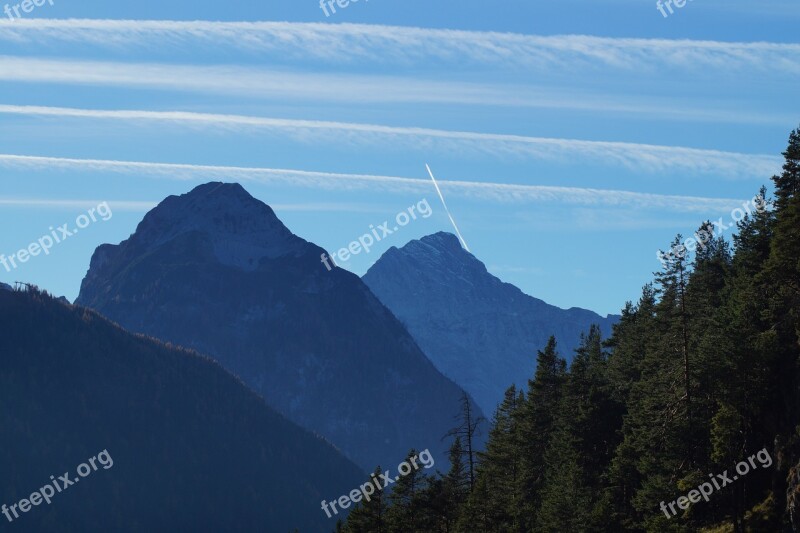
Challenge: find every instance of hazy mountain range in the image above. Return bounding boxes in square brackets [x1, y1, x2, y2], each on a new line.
[2, 181, 621, 531]
[76, 182, 482, 471]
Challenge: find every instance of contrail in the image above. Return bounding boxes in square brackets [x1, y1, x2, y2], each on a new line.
[0, 154, 748, 213]
[425, 164, 470, 252]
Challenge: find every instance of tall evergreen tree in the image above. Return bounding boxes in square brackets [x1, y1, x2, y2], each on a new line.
[517, 336, 567, 531]
[764, 127, 800, 528]
[446, 392, 485, 493]
[344, 467, 389, 533]
[415, 438, 471, 532]
[605, 285, 657, 405]
[536, 327, 622, 532]
[387, 450, 428, 533]
[443, 437, 470, 521]
[470, 386, 524, 531]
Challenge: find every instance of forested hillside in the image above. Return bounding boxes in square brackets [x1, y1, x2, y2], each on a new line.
[0, 288, 364, 532]
[341, 127, 800, 533]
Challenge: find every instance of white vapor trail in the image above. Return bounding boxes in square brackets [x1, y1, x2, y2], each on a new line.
[426, 164, 469, 252]
[0, 197, 379, 213]
[0, 154, 752, 214]
[0, 198, 156, 211]
[0, 56, 792, 128]
[0, 105, 780, 178]
[0, 19, 798, 75]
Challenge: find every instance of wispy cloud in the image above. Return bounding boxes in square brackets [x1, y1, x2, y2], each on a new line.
[0, 198, 156, 211]
[0, 153, 751, 213]
[0, 197, 377, 213]
[270, 203, 390, 213]
[1, 20, 798, 74]
[0, 55, 567, 106]
[0, 105, 779, 177]
[0, 57, 791, 127]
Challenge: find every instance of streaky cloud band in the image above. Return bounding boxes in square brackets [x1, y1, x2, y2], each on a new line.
[0, 153, 752, 213]
[0, 19, 798, 75]
[0, 105, 780, 178]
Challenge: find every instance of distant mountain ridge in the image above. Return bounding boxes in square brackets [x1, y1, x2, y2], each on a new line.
[363, 232, 619, 415]
[77, 182, 483, 471]
[0, 287, 363, 532]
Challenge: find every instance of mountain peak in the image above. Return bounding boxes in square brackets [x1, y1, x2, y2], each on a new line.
[77, 182, 481, 472]
[190, 181, 248, 196]
[127, 181, 301, 271]
[148, 181, 275, 225]
[363, 234, 619, 415]
[420, 231, 465, 252]
[372, 232, 486, 283]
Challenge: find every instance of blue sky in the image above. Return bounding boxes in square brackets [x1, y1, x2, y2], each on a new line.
[0, 0, 797, 315]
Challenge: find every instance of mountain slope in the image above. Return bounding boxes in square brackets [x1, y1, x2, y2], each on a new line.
[76, 182, 482, 471]
[0, 287, 363, 532]
[362, 232, 619, 415]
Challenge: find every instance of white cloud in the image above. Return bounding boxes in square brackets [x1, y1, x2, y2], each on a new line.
[0, 56, 791, 127]
[0, 197, 379, 213]
[0, 198, 156, 210]
[0, 153, 750, 213]
[1, 20, 798, 74]
[0, 105, 780, 177]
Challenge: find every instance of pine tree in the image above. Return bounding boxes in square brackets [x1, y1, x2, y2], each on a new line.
[387, 450, 428, 533]
[656, 235, 694, 433]
[413, 439, 470, 532]
[763, 127, 800, 529]
[446, 392, 485, 493]
[772, 127, 800, 212]
[344, 467, 388, 533]
[535, 426, 593, 532]
[516, 336, 566, 531]
[455, 472, 492, 532]
[442, 437, 470, 523]
[619, 238, 700, 530]
[604, 285, 657, 405]
[471, 386, 523, 531]
[535, 327, 622, 532]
